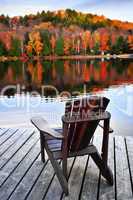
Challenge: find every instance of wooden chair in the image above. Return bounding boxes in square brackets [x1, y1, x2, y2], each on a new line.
[31, 96, 113, 195]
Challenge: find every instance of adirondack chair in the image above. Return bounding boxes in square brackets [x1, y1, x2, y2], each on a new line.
[31, 96, 113, 195]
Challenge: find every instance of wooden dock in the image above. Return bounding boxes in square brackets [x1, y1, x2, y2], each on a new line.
[0, 127, 133, 200]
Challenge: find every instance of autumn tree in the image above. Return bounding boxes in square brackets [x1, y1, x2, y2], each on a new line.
[93, 31, 100, 54]
[128, 35, 133, 51]
[26, 41, 33, 57]
[63, 36, 71, 55]
[89, 34, 94, 54]
[33, 32, 43, 56]
[50, 34, 56, 55]
[26, 31, 43, 56]
[81, 30, 91, 54]
[75, 36, 81, 54]
[99, 29, 109, 54]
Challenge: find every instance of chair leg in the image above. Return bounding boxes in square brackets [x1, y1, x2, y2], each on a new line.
[90, 151, 113, 185]
[45, 143, 69, 195]
[62, 159, 68, 180]
[40, 132, 45, 163]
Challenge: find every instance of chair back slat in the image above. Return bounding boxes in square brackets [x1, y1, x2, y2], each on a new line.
[64, 97, 110, 153]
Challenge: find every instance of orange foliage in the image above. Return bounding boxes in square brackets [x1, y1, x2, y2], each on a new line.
[128, 35, 133, 50]
[26, 31, 43, 56]
[100, 61, 108, 81]
[81, 31, 91, 53]
[7, 67, 13, 82]
[0, 32, 13, 50]
[83, 64, 90, 82]
[37, 61, 43, 83]
[64, 37, 71, 55]
[99, 29, 109, 52]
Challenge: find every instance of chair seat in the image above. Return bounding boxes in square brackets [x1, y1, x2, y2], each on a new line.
[47, 139, 62, 152]
[46, 136, 97, 159]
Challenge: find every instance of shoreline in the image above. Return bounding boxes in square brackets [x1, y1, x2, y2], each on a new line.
[0, 54, 133, 62]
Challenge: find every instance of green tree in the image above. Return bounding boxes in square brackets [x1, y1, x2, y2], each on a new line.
[93, 42, 100, 55]
[55, 37, 64, 56]
[0, 40, 7, 56]
[9, 37, 21, 56]
[40, 30, 51, 56]
[111, 36, 129, 54]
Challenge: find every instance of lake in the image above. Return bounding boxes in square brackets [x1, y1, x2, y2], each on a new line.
[0, 58, 133, 136]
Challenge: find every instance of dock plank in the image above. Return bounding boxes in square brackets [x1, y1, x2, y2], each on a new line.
[9, 156, 48, 200]
[45, 158, 75, 200]
[63, 156, 88, 200]
[114, 136, 132, 199]
[124, 137, 133, 196]
[27, 160, 55, 200]
[99, 135, 115, 200]
[0, 128, 132, 200]
[0, 130, 35, 169]
[0, 132, 39, 186]
[0, 128, 9, 137]
[0, 129, 26, 157]
[0, 128, 18, 147]
[0, 140, 40, 200]
[80, 130, 102, 200]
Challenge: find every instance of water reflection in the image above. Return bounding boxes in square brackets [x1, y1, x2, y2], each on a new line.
[0, 59, 133, 97]
[0, 59, 133, 136]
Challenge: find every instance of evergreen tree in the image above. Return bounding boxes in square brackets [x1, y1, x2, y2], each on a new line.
[9, 37, 21, 56]
[40, 30, 51, 56]
[93, 42, 100, 55]
[55, 37, 64, 56]
[111, 36, 128, 54]
[0, 40, 7, 56]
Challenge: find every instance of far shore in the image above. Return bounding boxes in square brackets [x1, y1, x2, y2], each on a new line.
[0, 54, 133, 62]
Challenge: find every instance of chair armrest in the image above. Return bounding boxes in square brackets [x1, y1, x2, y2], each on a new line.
[31, 117, 63, 139]
[98, 123, 114, 133]
[62, 111, 111, 124]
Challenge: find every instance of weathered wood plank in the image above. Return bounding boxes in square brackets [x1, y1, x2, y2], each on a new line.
[26, 160, 55, 200]
[99, 135, 115, 200]
[0, 130, 35, 169]
[0, 128, 18, 146]
[9, 156, 48, 200]
[0, 129, 26, 157]
[0, 127, 133, 200]
[114, 136, 132, 199]
[80, 130, 102, 200]
[0, 132, 39, 186]
[44, 158, 75, 200]
[0, 140, 40, 200]
[62, 156, 88, 200]
[0, 128, 9, 137]
[124, 137, 133, 196]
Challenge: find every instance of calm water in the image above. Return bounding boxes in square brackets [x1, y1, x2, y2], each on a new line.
[0, 59, 133, 136]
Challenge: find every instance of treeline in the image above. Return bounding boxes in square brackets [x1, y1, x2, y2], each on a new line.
[25, 29, 133, 56]
[1, 9, 133, 31]
[0, 10, 118, 30]
[0, 28, 133, 57]
[0, 9, 133, 57]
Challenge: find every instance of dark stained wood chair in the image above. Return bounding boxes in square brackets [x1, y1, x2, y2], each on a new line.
[31, 96, 113, 195]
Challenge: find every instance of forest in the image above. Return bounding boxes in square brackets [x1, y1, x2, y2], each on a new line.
[0, 9, 133, 57]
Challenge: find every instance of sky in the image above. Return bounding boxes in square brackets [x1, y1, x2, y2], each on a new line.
[0, 0, 133, 22]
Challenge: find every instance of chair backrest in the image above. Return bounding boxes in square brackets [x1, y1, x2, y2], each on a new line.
[64, 96, 110, 153]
